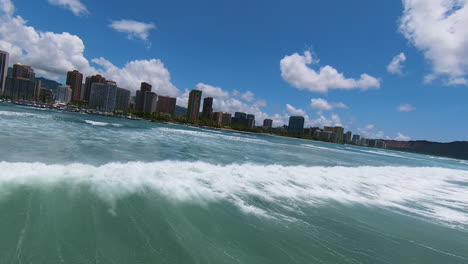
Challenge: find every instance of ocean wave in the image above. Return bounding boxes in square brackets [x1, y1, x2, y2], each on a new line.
[301, 144, 340, 151]
[0, 110, 49, 119]
[356, 149, 414, 159]
[84, 120, 123, 127]
[0, 161, 467, 229]
[157, 127, 268, 144]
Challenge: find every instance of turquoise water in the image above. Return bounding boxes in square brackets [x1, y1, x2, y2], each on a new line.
[0, 103, 467, 263]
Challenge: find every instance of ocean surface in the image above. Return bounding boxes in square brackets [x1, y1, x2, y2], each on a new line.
[0, 102, 467, 264]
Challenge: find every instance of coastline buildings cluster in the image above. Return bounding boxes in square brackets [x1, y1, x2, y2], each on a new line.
[0, 49, 386, 149]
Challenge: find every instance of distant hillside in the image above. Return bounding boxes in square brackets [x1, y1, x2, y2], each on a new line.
[385, 140, 468, 160]
[36, 77, 61, 92]
[175, 105, 187, 116]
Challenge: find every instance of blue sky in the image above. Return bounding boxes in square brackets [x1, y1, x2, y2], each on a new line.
[1, 0, 467, 142]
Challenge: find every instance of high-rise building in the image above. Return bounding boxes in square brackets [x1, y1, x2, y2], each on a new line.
[115, 87, 131, 111]
[360, 138, 368, 146]
[231, 112, 255, 128]
[38, 88, 54, 103]
[288, 116, 305, 135]
[89, 81, 117, 111]
[144, 92, 157, 114]
[80, 83, 85, 101]
[234, 112, 247, 119]
[211, 112, 223, 124]
[5, 77, 39, 101]
[0, 50, 9, 95]
[12, 64, 35, 80]
[323, 126, 344, 143]
[263, 119, 273, 130]
[315, 130, 334, 141]
[157, 96, 176, 114]
[89, 83, 105, 109]
[368, 139, 377, 148]
[344, 131, 352, 144]
[186, 89, 202, 121]
[309, 127, 320, 136]
[334, 126, 344, 143]
[56, 85, 72, 104]
[352, 134, 361, 145]
[4, 64, 40, 101]
[140, 82, 152, 92]
[221, 113, 232, 125]
[66, 70, 83, 102]
[376, 140, 386, 149]
[246, 114, 255, 128]
[201, 97, 213, 119]
[83, 74, 106, 102]
[135, 82, 152, 112]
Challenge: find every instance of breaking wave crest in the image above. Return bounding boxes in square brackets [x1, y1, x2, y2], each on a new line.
[0, 110, 49, 119]
[0, 161, 467, 229]
[157, 127, 268, 144]
[84, 120, 123, 127]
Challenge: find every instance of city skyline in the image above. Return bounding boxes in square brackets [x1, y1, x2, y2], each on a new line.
[1, 58, 387, 148]
[0, 0, 467, 142]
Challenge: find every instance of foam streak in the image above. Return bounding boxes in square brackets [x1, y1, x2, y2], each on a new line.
[0, 161, 467, 229]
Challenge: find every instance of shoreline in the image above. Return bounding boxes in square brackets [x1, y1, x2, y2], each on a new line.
[1, 100, 467, 161]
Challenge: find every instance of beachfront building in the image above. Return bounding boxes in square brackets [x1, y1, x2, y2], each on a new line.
[201, 97, 213, 119]
[288, 116, 305, 135]
[115, 87, 130, 111]
[0, 50, 9, 95]
[66, 70, 83, 102]
[157, 96, 177, 114]
[263, 119, 273, 130]
[186, 89, 202, 121]
[135, 82, 152, 112]
[83, 74, 106, 102]
[144, 92, 157, 114]
[56, 85, 72, 104]
[221, 113, 232, 125]
[89, 81, 117, 111]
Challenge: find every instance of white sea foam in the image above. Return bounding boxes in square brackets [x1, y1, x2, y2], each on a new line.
[301, 144, 336, 151]
[356, 149, 412, 159]
[84, 120, 123, 127]
[0, 161, 467, 229]
[0, 111, 48, 119]
[157, 127, 268, 144]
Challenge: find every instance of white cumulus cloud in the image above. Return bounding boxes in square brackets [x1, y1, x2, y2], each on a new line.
[195, 83, 230, 99]
[0, 0, 14, 16]
[241, 91, 255, 102]
[358, 124, 385, 139]
[0, 8, 95, 79]
[48, 0, 88, 16]
[0, 0, 179, 96]
[310, 98, 347, 111]
[109, 19, 156, 44]
[395, 132, 411, 141]
[285, 104, 307, 116]
[400, 0, 468, 84]
[309, 114, 342, 127]
[387, 52, 407, 75]
[92, 57, 179, 97]
[396, 103, 416, 112]
[280, 51, 380, 93]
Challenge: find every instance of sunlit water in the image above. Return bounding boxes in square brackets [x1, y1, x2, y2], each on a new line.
[0, 103, 467, 263]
